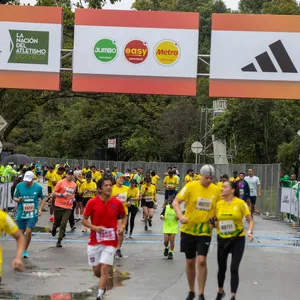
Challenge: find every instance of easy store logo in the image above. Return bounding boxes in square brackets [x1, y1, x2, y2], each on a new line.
[94, 38, 118, 63]
[124, 40, 148, 64]
[155, 40, 180, 66]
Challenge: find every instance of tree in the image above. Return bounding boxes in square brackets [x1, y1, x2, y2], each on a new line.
[238, 0, 267, 13]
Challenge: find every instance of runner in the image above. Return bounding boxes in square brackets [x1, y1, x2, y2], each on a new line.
[79, 172, 97, 232]
[217, 174, 229, 190]
[229, 171, 240, 183]
[215, 181, 254, 300]
[112, 167, 118, 178]
[35, 161, 42, 183]
[245, 169, 261, 216]
[13, 171, 47, 258]
[123, 173, 131, 187]
[151, 171, 160, 189]
[160, 196, 178, 260]
[81, 177, 127, 300]
[141, 176, 156, 231]
[173, 165, 221, 300]
[91, 166, 102, 183]
[125, 179, 140, 238]
[185, 169, 195, 185]
[164, 170, 179, 206]
[236, 172, 250, 204]
[133, 167, 143, 189]
[112, 173, 129, 257]
[75, 171, 85, 221]
[51, 170, 77, 247]
[0, 209, 25, 283]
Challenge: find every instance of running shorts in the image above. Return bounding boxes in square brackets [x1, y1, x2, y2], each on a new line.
[249, 196, 257, 205]
[180, 232, 211, 259]
[87, 244, 116, 266]
[17, 217, 38, 230]
[141, 199, 154, 209]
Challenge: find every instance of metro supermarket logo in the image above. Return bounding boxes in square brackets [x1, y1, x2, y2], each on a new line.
[155, 40, 180, 66]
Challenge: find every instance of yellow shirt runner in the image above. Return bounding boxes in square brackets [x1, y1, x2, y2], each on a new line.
[112, 185, 129, 214]
[177, 181, 220, 236]
[216, 197, 251, 239]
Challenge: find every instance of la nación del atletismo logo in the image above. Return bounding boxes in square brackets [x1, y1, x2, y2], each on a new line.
[8, 30, 49, 65]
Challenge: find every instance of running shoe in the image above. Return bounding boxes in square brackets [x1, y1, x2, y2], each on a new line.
[82, 227, 88, 233]
[164, 248, 169, 257]
[145, 225, 148, 231]
[51, 226, 57, 237]
[71, 226, 76, 231]
[168, 252, 173, 260]
[23, 250, 29, 258]
[56, 241, 62, 248]
[96, 297, 103, 300]
[49, 216, 54, 222]
[198, 295, 205, 300]
[215, 291, 226, 300]
[115, 249, 123, 258]
[186, 291, 195, 300]
[124, 231, 128, 238]
[129, 233, 133, 238]
[141, 218, 145, 222]
[148, 219, 152, 227]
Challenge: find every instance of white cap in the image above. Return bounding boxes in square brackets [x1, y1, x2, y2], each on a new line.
[200, 165, 215, 176]
[23, 171, 34, 182]
[124, 173, 130, 177]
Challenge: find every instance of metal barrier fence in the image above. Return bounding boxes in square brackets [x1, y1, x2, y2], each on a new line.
[0, 176, 14, 212]
[32, 157, 281, 216]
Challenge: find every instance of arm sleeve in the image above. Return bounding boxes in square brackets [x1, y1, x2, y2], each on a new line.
[177, 185, 189, 202]
[161, 207, 166, 216]
[257, 177, 261, 185]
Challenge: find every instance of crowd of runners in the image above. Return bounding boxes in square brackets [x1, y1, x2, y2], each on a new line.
[0, 162, 262, 300]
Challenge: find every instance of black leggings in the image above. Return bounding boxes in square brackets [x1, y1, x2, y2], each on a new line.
[126, 205, 138, 234]
[217, 236, 245, 293]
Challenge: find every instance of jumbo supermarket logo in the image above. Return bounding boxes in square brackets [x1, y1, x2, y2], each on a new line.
[94, 38, 118, 63]
[155, 40, 180, 66]
[124, 40, 148, 64]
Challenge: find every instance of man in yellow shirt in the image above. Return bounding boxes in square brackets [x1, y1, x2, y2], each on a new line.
[151, 171, 160, 188]
[45, 166, 56, 222]
[91, 166, 101, 182]
[164, 170, 179, 206]
[185, 169, 195, 185]
[173, 165, 221, 300]
[0, 210, 25, 282]
[217, 174, 229, 190]
[112, 167, 118, 178]
[229, 171, 240, 183]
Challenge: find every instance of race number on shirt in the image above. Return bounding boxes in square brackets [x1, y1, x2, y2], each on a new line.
[96, 228, 116, 243]
[66, 187, 75, 195]
[239, 189, 244, 196]
[23, 203, 35, 213]
[219, 220, 235, 234]
[118, 193, 127, 202]
[196, 198, 212, 211]
[145, 196, 153, 202]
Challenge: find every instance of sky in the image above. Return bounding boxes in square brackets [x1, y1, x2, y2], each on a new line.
[21, 0, 240, 10]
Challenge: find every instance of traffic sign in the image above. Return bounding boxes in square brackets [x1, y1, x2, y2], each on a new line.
[191, 141, 203, 154]
[0, 115, 7, 132]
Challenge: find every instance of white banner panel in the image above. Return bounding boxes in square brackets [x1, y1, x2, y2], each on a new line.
[210, 31, 300, 82]
[280, 187, 292, 214]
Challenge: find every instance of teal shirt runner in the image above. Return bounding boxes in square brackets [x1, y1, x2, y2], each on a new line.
[14, 182, 44, 220]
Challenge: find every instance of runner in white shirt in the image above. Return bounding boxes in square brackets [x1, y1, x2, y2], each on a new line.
[245, 169, 261, 216]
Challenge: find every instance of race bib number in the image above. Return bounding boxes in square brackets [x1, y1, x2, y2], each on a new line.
[118, 193, 127, 202]
[96, 228, 116, 243]
[23, 203, 35, 213]
[219, 220, 235, 234]
[196, 198, 212, 211]
[66, 187, 74, 196]
[168, 184, 174, 189]
[239, 189, 244, 196]
[145, 196, 153, 202]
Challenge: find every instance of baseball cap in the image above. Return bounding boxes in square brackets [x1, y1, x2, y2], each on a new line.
[200, 165, 215, 176]
[23, 171, 34, 182]
[115, 172, 124, 179]
[67, 169, 74, 175]
[124, 173, 130, 177]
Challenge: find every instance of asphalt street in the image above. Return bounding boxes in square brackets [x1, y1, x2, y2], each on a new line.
[1, 188, 300, 300]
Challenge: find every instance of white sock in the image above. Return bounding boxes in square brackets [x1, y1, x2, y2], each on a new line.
[98, 289, 104, 297]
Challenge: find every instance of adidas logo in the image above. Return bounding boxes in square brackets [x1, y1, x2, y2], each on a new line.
[242, 40, 297, 73]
